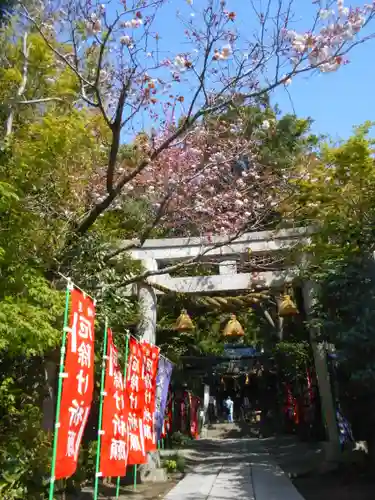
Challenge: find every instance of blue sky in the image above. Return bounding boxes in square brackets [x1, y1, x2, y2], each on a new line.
[108, 0, 375, 141]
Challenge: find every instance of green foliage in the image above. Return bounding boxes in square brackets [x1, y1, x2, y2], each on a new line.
[162, 454, 185, 473]
[175, 455, 186, 473]
[272, 341, 310, 382]
[0, 274, 64, 355]
[290, 124, 375, 441]
[218, 98, 319, 172]
[289, 122, 375, 234]
[170, 431, 191, 449]
[164, 459, 177, 473]
[0, 29, 79, 120]
[0, 22, 115, 499]
[0, 355, 53, 500]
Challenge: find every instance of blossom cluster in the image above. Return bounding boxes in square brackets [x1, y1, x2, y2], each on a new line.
[119, 121, 283, 235]
[50, 0, 374, 121]
[285, 0, 374, 72]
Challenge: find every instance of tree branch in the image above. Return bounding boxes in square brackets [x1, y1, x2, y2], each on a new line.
[6, 32, 30, 137]
[106, 69, 137, 193]
[112, 220, 268, 289]
[16, 97, 63, 104]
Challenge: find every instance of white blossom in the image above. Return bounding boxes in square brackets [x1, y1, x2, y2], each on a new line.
[319, 9, 334, 20]
[120, 35, 133, 47]
[174, 55, 188, 71]
[220, 44, 233, 60]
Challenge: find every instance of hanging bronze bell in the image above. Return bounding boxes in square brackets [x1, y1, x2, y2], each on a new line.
[223, 314, 245, 337]
[174, 309, 194, 331]
[278, 294, 298, 317]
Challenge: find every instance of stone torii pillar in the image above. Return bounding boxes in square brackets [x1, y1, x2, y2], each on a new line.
[302, 281, 340, 461]
[137, 258, 158, 344]
[136, 258, 167, 482]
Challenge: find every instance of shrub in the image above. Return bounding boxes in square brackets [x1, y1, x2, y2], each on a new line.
[171, 431, 190, 449]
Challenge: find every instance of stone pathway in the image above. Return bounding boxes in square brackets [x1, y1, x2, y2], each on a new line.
[164, 425, 306, 500]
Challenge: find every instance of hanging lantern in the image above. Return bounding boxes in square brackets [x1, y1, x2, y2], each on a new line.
[245, 374, 249, 385]
[174, 309, 194, 331]
[223, 314, 244, 337]
[278, 294, 298, 317]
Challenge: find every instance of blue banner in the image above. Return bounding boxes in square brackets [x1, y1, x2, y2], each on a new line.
[223, 346, 258, 358]
[155, 357, 173, 440]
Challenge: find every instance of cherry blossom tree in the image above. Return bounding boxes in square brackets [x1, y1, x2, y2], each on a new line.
[125, 115, 283, 236]
[19, 0, 375, 255]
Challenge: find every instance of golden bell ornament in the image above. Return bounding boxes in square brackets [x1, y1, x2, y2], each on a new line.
[223, 314, 244, 337]
[174, 309, 194, 331]
[278, 294, 298, 317]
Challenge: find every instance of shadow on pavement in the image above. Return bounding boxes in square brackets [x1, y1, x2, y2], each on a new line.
[166, 424, 307, 499]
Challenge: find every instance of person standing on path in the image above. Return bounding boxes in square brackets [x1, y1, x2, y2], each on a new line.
[225, 396, 234, 423]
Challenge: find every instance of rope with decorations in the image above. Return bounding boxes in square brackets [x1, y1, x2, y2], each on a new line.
[142, 279, 271, 311]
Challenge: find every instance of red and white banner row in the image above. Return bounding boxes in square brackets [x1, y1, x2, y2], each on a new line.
[54, 288, 160, 480]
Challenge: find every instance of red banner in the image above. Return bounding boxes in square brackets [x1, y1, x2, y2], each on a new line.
[55, 288, 95, 479]
[141, 341, 160, 452]
[284, 384, 298, 424]
[165, 390, 173, 435]
[189, 395, 199, 439]
[99, 329, 128, 477]
[125, 337, 147, 465]
[180, 401, 185, 434]
[306, 368, 314, 403]
[161, 388, 172, 439]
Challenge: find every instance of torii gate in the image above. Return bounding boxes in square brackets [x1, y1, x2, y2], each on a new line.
[124, 226, 340, 459]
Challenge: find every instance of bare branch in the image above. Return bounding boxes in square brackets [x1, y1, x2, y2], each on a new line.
[6, 32, 30, 137]
[110, 221, 261, 289]
[16, 97, 64, 104]
[107, 67, 137, 193]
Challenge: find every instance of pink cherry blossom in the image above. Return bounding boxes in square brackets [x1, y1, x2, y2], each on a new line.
[121, 120, 283, 235]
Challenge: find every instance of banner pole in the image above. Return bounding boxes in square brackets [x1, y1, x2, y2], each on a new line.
[94, 318, 109, 500]
[133, 465, 137, 491]
[115, 332, 130, 499]
[48, 281, 72, 500]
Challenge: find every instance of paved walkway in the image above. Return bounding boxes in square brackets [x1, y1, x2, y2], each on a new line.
[164, 426, 306, 500]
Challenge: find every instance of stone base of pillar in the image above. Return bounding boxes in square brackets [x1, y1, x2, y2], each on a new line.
[139, 467, 168, 483]
[321, 441, 340, 461]
[316, 441, 341, 472]
[139, 451, 168, 483]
